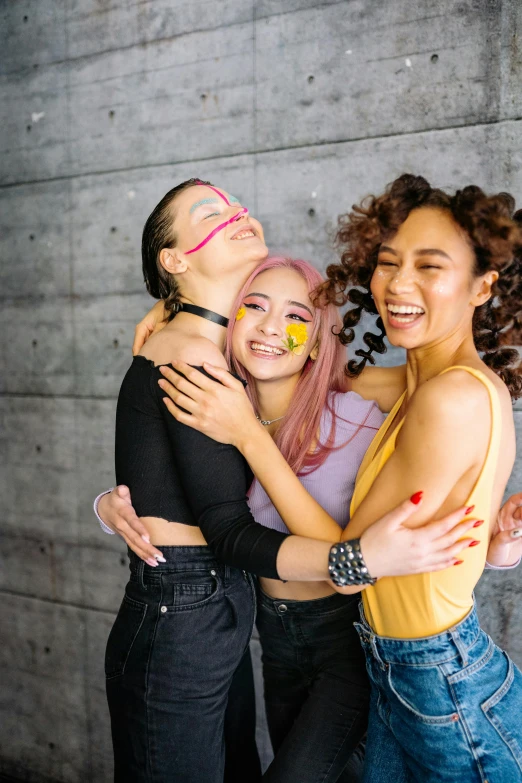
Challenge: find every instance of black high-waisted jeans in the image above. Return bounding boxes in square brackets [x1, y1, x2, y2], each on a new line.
[257, 589, 370, 783]
[105, 547, 260, 783]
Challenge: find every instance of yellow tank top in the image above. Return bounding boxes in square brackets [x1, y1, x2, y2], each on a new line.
[350, 366, 502, 639]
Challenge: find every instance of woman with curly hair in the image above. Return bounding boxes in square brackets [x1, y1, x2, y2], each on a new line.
[159, 174, 522, 782]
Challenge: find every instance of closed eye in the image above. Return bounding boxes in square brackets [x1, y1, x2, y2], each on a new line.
[203, 211, 220, 220]
[377, 260, 398, 267]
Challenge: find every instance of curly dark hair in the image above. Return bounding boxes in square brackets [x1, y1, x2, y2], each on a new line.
[319, 174, 522, 398]
[141, 178, 212, 320]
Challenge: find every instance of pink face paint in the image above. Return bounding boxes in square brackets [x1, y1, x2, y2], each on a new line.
[185, 183, 248, 255]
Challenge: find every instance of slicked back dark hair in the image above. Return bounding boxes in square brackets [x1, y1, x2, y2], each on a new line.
[141, 178, 212, 320]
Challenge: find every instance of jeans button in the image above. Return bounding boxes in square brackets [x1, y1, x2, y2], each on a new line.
[278, 604, 288, 613]
[160, 606, 167, 613]
[210, 569, 217, 576]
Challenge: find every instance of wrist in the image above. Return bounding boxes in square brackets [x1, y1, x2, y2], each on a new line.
[93, 489, 115, 535]
[328, 538, 377, 587]
[237, 417, 268, 455]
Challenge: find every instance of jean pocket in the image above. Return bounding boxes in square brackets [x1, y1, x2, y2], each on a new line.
[162, 570, 220, 612]
[482, 654, 522, 767]
[105, 594, 147, 679]
[387, 663, 458, 724]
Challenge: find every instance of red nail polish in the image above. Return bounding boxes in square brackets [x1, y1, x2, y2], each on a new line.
[473, 520, 484, 528]
[410, 491, 423, 505]
[465, 505, 475, 515]
[454, 560, 463, 566]
[469, 540, 480, 547]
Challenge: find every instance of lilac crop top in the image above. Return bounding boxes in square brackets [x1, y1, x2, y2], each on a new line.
[248, 391, 386, 534]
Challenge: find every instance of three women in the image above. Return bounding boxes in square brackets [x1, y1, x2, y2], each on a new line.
[97, 176, 522, 781]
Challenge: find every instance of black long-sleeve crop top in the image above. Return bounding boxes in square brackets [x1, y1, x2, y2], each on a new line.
[115, 355, 289, 578]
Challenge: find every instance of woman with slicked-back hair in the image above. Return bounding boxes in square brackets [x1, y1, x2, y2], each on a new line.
[157, 175, 522, 782]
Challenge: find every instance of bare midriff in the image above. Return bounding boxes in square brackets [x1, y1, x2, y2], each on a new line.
[142, 517, 207, 546]
[260, 577, 335, 601]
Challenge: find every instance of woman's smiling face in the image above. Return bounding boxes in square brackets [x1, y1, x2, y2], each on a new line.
[171, 183, 268, 278]
[370, 207, 483, 351]
[232, 267, 316, 382]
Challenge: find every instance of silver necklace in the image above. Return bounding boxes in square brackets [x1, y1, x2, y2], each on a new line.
[256, 413, 285, 426]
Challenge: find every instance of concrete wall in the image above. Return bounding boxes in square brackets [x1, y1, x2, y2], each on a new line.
[1, 1, 521, 780]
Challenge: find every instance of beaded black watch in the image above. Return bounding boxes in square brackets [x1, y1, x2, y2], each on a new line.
[328, 539, 377, 587]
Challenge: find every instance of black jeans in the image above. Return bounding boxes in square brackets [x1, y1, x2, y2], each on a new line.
[257, 589, 370, 783]
[105, 547, 260, 783]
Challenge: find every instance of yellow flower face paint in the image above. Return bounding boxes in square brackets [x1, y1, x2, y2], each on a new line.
[282, 323, 308, 355]
[235, 307, 246, 321]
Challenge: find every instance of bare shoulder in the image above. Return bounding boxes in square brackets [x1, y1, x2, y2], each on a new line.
[408, 368, 492, 429]
[139, 328, 228, 369]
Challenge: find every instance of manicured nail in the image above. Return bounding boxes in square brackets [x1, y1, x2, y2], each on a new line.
[154, 554, 167, 563]
[141, 534, 150, 543]
[410, 491, 423, 505]
[473, 520, 484, 528]
[465, 505, 475, 515]
[146, 558, 158, 567]
[469, 540, 480, 547]
[510, 529, 522, 539]
[454, 560, 463, 566]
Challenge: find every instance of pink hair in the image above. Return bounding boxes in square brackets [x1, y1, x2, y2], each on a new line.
[226, 256, 358, 475]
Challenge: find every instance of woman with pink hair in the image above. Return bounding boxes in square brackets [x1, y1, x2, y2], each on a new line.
[222, 255, 383, 781]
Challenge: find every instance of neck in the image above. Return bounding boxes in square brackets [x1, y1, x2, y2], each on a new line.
[405, 327, 479, 398]
[255, 373, 301, 434]
[173, 280, 241, 352]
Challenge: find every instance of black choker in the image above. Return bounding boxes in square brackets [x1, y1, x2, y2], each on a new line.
[178, 303, 229, 328]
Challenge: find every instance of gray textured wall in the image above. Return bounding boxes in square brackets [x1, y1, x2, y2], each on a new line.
[1, 1, 521, 781]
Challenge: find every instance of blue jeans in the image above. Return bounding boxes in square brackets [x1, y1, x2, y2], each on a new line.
[354, 603, 522, 782]
[106, 547, 260, 782]
[257, 589, 370, 783]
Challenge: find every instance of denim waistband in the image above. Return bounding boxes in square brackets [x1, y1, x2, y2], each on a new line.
[257, 587, 357, 615]
[128, 546, 229, 585]
[354, 602, 482, 667]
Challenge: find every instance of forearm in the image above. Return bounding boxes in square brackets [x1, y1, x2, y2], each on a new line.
[239, 426, 343, 542]
[275, 536, 337, 581]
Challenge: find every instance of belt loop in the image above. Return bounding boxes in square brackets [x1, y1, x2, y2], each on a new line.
[137, 559, 146, 589]
[449, 628, 469, 667]
[370, 635, 386, 669]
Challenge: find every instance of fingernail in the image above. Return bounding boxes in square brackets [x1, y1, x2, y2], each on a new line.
[410, 491, 423, 505]
[141, 534, 150, 543]
[146, 558, 158, 567]
[158, 379, 165, 387]
[473, 520, 484, 528]
[465, 505, 475, 515]
[454, 560, 463, 566]
[510, 529, 522, 539]
[469, 540, 480, 547]
[154, 554, 167, 563]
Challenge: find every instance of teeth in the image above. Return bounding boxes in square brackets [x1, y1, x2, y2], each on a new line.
[387, 304, 424, 315]
[232, 230, 255, 240]
[251, 342, 284, 356]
